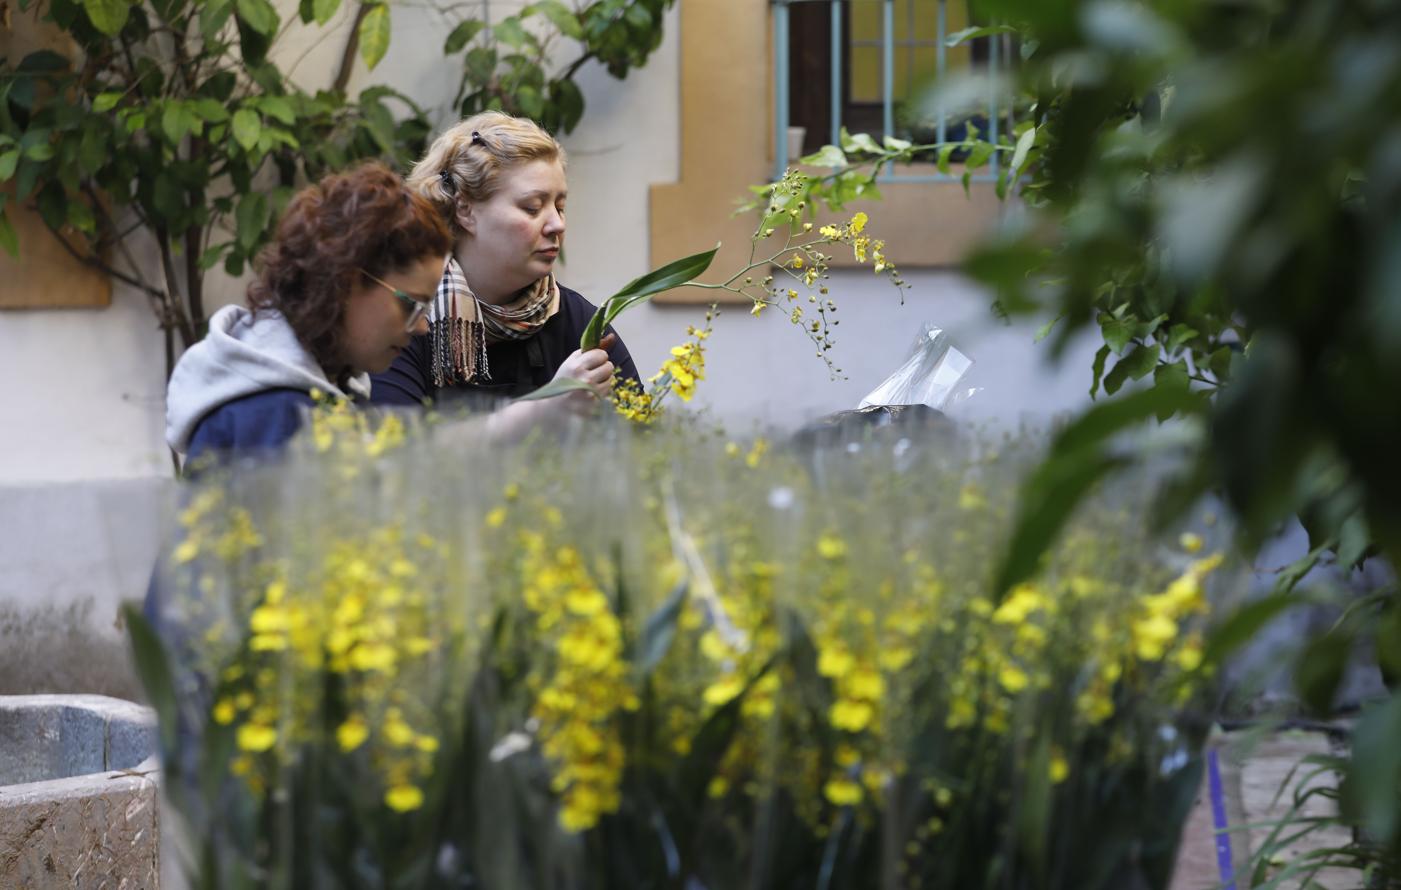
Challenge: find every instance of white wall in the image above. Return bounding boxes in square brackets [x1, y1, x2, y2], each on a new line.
[0, 237, 170, 483]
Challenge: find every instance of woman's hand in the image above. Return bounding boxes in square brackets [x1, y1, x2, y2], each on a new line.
[552, 332, 617, 408]
[480, 333, 620, 444]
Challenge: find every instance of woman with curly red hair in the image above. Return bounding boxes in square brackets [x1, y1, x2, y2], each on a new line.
[164, 162, 450, 465]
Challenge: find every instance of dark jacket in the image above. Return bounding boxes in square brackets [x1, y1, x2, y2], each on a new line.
[165, 304, 370, 468]
[183, 389, 319, 466]
[369, 284, 639, 406]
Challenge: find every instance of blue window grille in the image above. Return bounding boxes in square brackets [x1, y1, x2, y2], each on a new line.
[771, 0, 1012, 184]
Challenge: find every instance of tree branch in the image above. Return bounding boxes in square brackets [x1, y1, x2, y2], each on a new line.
[42, 218, 165, 305]
[333, 3, 375, 94]
[155, 226, 198, 348]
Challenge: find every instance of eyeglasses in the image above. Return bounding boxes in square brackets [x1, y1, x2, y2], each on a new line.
[360, 268, 432, 331]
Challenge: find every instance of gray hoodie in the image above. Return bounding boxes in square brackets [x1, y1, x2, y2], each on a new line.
[165, 305, 370, 454]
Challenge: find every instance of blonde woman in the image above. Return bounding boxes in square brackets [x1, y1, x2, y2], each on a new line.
[370, 112, 638, 408]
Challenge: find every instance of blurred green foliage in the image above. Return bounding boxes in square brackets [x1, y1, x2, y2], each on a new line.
[0, 0, 433, 352]
[757, 0, 1401, 872]
[963, 0, 1401, 872]
[444, 0, 673, 135]
[0, 0, 672, 360]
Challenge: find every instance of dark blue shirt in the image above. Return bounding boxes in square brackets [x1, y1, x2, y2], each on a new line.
[184, 388, 316, 470]
[370, 284, 639, 406]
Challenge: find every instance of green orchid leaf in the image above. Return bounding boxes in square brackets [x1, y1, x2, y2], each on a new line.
[122, 604, 179, 756]
[638, 578, 689, 676]
[512, 377, 597, 402]
[581, 244, 719, 349]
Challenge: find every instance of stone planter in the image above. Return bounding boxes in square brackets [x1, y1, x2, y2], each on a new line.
[0, 694, 159, 888]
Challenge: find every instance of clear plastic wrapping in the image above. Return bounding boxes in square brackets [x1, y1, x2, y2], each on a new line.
[859, 323, 973, 411]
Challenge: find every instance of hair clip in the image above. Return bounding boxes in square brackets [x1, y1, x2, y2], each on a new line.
[438, 168, 456, 194]
[470, 131, 487, 148]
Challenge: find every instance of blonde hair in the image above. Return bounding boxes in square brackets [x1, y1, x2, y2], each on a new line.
[407, 112, 566, 232]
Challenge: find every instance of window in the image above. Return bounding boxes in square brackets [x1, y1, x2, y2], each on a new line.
[775, 0, 1011, 180]
[648, 0, 1008, 279]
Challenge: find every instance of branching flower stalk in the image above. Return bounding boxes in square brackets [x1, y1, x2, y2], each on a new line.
[586, 173, 911, 426]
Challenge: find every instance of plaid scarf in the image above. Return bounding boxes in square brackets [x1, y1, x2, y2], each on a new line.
[478, 270, 560, 343]
[428, 257, 560, 387]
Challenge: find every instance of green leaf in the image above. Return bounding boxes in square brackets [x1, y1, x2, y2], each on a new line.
[258, 96, 295, 125]
[15, 155, 41, 199]
[192, 98, 230, 122]
[623, 3, 651, 29]
[1203, 593, 1297, 666]
[841, 131, 881, 156]
[197, 718, 237, 818]
[235, 191, 268, 251]
[1335, 512, 1371, 569]
[945, 23, 1016, 46]
[67, 199, 96, 233]
[1009, 125, 1036, 176]
[463, 45, 497, 84]
[311, 0, 339, 25]
[516, 84, 543, 120]
[200, 0, 233, 41]
[35, 180, 65, 229]
[994, 386, 1205, 596]
[512, 377, 596, 402]
[231, 108, 260, 151]
[800, 144, 847, 169]
[443, 18, 484, 53]
[18, 50, 69, 73]
[1165, 322, 1199, 352]
[152, 173, 184, 221]
[936, 143, 955, 175]
[1274, 542, 1329, 595]
[359, 3, 391, 69]
[581, 244, 720, 349]
[92, 92, 124, 112]
[198, 243, 229, 270]
[24, 141, 55, 162]
[638, 579, 688, 675]
[1100, 312, 1136, 353]
[1018, 730, 1054, 869]
[1342, 691, 1401, 841]
[161, 102, 195, 144]
[0, 149, 18, 181]
[1102, 343, 1160, 394]
[493, 16, 528, 49]
[1377, 604, 1401, 687]
[882, 135, 912, 152]
[235, 0, 278, 34]
[1295, 629, 1353, 715]
[1153, 360, 1189, 394]
[82, 0, 131, 35]
[1034, 316, 1059, 343]
[551, 78, 584, 133]
[122, 605, 179, 756]
[965, 141, 995, 170]
[1207, 345, 1234, 382]
[1089, 343, 1110, 398]
[532, 0, 581, 39]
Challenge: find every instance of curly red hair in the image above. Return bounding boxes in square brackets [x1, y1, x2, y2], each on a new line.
[248, 162, 451, 375]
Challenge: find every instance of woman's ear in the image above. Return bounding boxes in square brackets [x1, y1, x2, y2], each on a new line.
[454, 199, 476, 237]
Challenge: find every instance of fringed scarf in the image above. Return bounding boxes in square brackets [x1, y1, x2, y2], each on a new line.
[428, 256, 561, 388]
